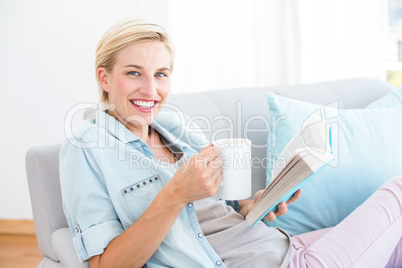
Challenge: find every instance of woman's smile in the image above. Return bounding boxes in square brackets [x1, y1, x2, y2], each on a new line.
[130, 99, 158, 113]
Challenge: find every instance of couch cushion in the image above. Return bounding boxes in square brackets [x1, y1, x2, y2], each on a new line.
[265, 93, 402, 235]
[366, 86, 402, 108]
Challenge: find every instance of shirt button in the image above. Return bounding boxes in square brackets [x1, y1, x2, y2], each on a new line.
[198, 232, 203, 238]
[216, 260, 222, 266]
[187, 202, 193, 208]
[75, 227, 79, 233]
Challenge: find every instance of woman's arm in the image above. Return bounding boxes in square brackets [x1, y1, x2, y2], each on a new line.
[237, 189, 302, 222]
[89, 144, 223, 268]
[89, 184, 186, 268]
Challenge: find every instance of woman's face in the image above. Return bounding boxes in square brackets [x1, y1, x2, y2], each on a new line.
[98, 41, 171, 134]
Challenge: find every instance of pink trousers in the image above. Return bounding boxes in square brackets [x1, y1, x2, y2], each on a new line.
[288, 176, 402, 268]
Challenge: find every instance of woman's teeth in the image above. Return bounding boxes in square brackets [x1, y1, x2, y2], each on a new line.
[131, 100, 155, 108]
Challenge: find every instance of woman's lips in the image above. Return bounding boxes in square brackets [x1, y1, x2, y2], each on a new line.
[130, 99, 158, 113]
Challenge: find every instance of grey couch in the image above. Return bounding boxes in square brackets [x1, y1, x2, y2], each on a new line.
[26, 78, 396, 267]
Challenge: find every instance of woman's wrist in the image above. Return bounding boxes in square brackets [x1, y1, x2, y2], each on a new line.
[238, 199, 253, 218]
[163, 180, 189, 208]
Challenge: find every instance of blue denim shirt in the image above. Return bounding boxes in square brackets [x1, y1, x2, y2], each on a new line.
[60, 110, 228, 267]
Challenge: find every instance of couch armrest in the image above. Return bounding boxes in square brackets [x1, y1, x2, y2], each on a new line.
[52, 228, 89, 268]
[38, 257, 64, 268]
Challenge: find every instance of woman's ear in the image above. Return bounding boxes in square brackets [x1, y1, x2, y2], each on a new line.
[97, 67, 110, 92]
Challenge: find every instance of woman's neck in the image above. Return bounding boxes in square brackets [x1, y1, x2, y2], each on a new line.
[107, 110, 177, 163]
[107, 109, 151, 143]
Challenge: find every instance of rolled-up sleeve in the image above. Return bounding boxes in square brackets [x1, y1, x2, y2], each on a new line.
[60, 139, 124, 262]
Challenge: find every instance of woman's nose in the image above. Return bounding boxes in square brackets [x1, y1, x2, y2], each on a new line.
[139, 76, 157, 96]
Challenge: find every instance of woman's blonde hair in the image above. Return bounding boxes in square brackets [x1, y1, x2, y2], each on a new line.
[95, 18, 174, 105]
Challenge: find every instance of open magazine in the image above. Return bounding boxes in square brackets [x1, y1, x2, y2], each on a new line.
[246, 116, 334, 227]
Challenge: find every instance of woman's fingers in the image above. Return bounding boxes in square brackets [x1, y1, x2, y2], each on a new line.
[286, 189, 302, 205]
[265, 190, 302, 221]
[208, 156, 222, 169]
[213, 173, 223, 190]
[274, 201, 288, 216]
[197, 144, 220, 167]
[264, 211, 276, 222]
[247, 186, 301, 222]
[264, 202, 287, 222]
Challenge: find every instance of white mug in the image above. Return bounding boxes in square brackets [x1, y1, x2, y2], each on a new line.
[212, 138, 252, 200]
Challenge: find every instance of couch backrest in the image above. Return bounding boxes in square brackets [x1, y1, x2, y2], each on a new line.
[26, 77, 395, 261]
[166, 77, 395, 194]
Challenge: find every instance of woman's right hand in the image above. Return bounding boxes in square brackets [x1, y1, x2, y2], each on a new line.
[170, 144, 223, 203]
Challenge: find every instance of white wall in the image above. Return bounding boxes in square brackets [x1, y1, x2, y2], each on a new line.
[0, 0, 170, 219]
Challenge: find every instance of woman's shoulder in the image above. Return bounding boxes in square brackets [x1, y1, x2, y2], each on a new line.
[60, 117, 115, 163]
[63, 117, 101, 147]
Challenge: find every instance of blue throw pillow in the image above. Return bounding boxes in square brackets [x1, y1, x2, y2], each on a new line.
[366, 86, 402, 108]
[265, 93, 402, 235]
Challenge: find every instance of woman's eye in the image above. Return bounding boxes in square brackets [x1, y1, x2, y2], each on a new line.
[128, 71, 139, 76]
[155, 72, 167, 77]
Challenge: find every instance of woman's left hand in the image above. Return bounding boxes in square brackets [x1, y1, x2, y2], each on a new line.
[239, 189, 302, 221]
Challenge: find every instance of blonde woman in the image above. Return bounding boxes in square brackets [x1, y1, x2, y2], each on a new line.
[60, 18, 401, 268]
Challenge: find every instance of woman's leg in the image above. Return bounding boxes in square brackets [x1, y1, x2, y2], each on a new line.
[387, 238, 402, 268]
[292, 227, 332, 248]
[288, 176, 402, 268]
[293, 230, 402, 267]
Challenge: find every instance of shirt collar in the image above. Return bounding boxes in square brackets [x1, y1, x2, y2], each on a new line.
[95, 110, 191, 151]
[96, 110, 140, 144]
[151, 120, 192, 153]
